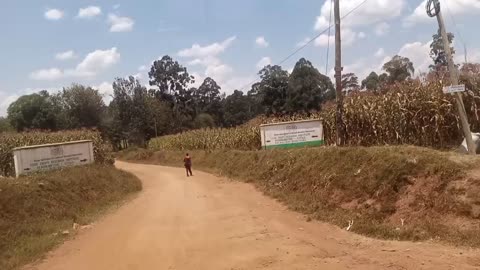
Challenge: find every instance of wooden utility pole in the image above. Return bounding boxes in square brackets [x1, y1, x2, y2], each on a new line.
[427, 0, 475, 154]
[334, 0, 345, 146]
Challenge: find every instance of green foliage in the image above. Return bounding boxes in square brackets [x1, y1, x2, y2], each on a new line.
[7, 91, 60, 131]
[253, 65, 290, 115]
[148, 55, 194, 94]
[0, 117, 13, 133]
[195, 77, 223, 123]
[109, 76, 173, 148]
[0, 130, 113, 177]
[287, 58, 334, 113]
[382, 55, 415, 83]
[341, 73, 360, 93]
[193, 113, 216, 129]
[361, 72, 388, 92]
[222, 90, 256, 127]
[58, 84, 106, 129]
[430, 29, 455, 70]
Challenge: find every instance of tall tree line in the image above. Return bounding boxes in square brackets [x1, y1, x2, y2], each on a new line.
[3, 30, 475, 148]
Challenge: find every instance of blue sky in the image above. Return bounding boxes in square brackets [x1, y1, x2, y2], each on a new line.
[1, 0, 479, 116]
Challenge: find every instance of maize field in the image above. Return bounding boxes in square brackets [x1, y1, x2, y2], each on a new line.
[0, 130, 114, 177]
[149, 80, 480, 151]
[149, 126, 260, 151]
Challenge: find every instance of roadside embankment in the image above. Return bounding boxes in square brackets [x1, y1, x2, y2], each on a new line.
[118, 146, 480, 247]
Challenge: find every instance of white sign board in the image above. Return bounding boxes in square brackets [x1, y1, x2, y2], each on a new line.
[443, 84, 465, 94]
[260, 119, 324, 149]
[13, 140, 94, 177]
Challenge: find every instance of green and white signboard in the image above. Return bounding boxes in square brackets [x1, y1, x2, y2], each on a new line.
[260, 119, 324, 149]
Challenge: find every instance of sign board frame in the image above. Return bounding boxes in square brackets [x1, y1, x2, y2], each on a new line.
[443, 84, 465, 94]
[13, 140, 95, 177]
[260, 119, 324, 149]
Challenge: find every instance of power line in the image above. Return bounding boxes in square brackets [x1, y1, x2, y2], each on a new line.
[238, 0, 369, 92]
[443, 0, 466, 48]
[325, 0, 333, 74]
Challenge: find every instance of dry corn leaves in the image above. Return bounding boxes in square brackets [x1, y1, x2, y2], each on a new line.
[150, 81, 480, 151]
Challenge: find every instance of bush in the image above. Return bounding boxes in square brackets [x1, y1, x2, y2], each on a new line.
[0, 130, 114, 177]
[0, 164, 142, 270]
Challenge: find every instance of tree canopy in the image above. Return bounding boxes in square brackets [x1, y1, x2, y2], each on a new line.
[382, 55, 415, 83]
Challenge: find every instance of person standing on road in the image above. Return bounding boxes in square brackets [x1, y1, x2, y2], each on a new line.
[184, 153, 193, 177]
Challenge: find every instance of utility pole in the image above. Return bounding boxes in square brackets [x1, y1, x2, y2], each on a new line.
[334, 0, 345, 146]
[426, 0, 475, 154]
[464, 44, 468, 64]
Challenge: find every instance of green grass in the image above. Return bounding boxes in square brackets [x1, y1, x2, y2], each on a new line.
[118, 146, 480, 247]
[0, 165, 142, 270]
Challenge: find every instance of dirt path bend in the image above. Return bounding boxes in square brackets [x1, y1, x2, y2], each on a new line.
[28, 161, 480, 270]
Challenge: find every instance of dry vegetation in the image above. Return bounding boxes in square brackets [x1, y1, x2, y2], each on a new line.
[149, 81, 480, 151]
[0, 165, 142, 270]
[118, 146, 480, 247]
[0, 130, 114, 177]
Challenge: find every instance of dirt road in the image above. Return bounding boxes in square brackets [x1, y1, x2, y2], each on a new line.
[28, 161, 480, 270]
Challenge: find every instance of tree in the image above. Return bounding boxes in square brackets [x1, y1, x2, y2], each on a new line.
[255, 65, 290, 115]
[287, 58, 334, 113]
[148, 55, 198, 130]
[0, 117, 13, 133]
[193, 113, 216, 129]
[7, 91, 59, 131]
[382, 55, 415, 83]
[222, 90, 255, 127]
[148, 55, 194, 96]
[430, 29, 455, 70]
[361, 72, 388, 92]
[341, 73, 359, 93]
[59, 84, 106, 129]
[195, 77, 223, 123]
[109, 76, 173, 147]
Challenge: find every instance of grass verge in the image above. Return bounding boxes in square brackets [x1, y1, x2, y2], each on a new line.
[118, 146, 480, 247]
[0, 165, 142, 270]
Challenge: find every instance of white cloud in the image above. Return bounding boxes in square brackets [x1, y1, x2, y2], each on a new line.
[375, 48, 385, 58]
[456, 48, 480, 64]
[315, 0, 405, 30]
[256, 57, 272, 69]
[405, 0, 480, 26]
[72, 47, 121, 77]
[178, 36, 236, 58]
[77, 6, 102, 19]
[315, 28, 358, 47]
[222, 76, 256, 94]
[205, 64, 233, 80]
[55, 50, 76, 61]
[30, 68, 63, 81]
[138, 65, 147, 71]
[0, 91, 19, 116]
[44, 9, 64, 20]
[398, 41, 432, 74]
[255, 36, 269, 48]
[93, 82, 114, 104]
[179, 36, 246, 95]
[113, 4, 120, 10]
[296, 37, 311, 48]
[108, 14, 135, 32]
[358, 32, 366, 39]
[375, 22, 390, 36]
[30, 48, 120, 80]
[187, 56, 221, 67]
